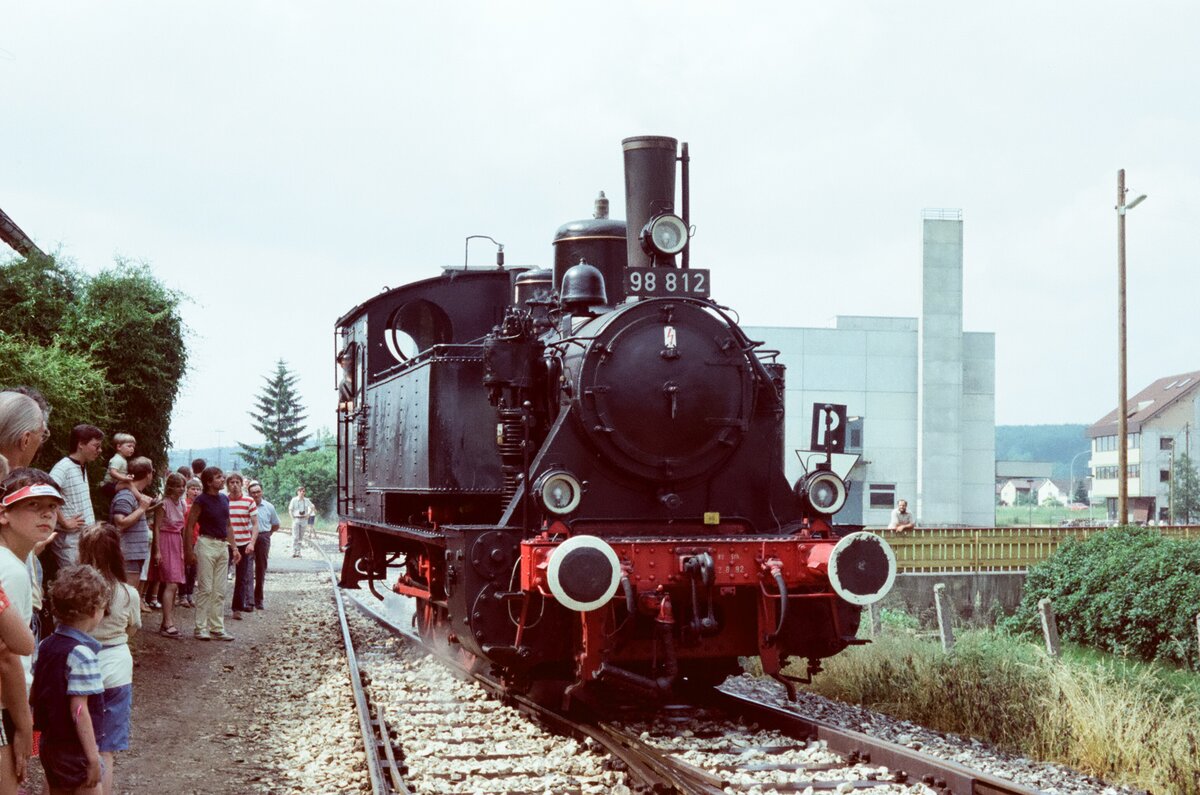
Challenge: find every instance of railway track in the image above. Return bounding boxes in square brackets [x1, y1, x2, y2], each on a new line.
[316, 538, 1042, 795]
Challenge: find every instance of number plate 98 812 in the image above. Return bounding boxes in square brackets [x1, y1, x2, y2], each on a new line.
[623, 267, 711, 298]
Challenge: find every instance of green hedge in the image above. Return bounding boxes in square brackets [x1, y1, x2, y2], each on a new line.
[1003, 527, 1200, 668]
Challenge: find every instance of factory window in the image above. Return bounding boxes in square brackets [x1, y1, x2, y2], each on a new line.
[1161, 469, 1171, 482]
[846, 417, 864, 454]
[1161, 437, 1175, 450]
[868, 484, 895, 509]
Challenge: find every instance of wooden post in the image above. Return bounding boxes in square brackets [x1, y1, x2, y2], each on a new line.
[1038, 598, 1061, 657]
[934, 583, 954, 653]
[868, 602, 882, 638]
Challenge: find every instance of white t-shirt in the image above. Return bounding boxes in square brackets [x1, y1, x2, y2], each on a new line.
[92, 582, 142, 687]
[0, 545, 35, 688]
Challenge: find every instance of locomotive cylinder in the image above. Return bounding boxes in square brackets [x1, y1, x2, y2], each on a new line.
[622, 135, 679, 270]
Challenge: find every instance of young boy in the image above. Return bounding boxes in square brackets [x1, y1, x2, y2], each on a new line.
[0, 468, 65, 794]
[32, 564, 110, 794]
[99, 435, 148, 509]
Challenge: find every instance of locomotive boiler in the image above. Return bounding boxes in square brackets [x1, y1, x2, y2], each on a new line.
[336, 136, 896, 707]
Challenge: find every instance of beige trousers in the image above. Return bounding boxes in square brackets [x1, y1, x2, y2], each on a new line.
[194, 536, 229, 633]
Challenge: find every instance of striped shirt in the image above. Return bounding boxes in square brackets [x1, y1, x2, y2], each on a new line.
[66, 642, 105, 697]
[229, 495, 257, 546]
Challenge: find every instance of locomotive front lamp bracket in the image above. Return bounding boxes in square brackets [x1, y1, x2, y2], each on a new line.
[795, 471, 848, 515]
[640, 213, 688, 256]
[534, 470, 583, 515]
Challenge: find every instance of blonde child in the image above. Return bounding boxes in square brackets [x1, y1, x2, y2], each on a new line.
[31, 564, 110, 795]
[77, 523, 140, 795]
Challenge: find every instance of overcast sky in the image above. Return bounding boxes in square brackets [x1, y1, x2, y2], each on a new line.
[3, 3, 1197, 449]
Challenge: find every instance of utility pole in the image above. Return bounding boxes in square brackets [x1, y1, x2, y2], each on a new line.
[1115, 170, 1146, 526]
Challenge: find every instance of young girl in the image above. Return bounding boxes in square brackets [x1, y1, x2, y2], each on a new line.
[179, 478, 201, 609]
[150, 473, 186, 637]
[78, 523, 141, 795]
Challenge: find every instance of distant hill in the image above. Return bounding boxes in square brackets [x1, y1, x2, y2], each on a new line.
[166, 446, 247, 474]
[995, 425, 1089, 479]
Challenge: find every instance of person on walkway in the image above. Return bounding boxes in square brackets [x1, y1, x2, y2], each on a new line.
[108, 459, 155, 591]
[246, 481, 279, 611]
[287, 486, 314, 558]
[150, 474, 187, 637]
[0, 468, 63, 793]
[48, 426, 104, 569]
[226, 474, 257, 620]
[178, 478, 201, 609]
[31, 564, 108, 795]
[78, 523, 141, 795]
[888, 499, 916, 532]
[183, 467, 238, 642]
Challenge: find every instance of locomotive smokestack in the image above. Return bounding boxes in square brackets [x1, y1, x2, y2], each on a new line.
[622, 136, 679, 269]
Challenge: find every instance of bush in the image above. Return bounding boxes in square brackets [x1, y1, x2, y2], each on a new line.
[1001, 526, 1200, 668]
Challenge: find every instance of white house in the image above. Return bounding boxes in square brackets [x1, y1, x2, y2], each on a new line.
[1088, 370, 1200, 523]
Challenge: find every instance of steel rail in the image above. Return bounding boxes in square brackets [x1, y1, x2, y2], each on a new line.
[707, 688, 1043, 795]
[314, 541, 408, 795]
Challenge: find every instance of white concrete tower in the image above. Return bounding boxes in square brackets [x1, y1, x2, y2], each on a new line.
[917, 211, 964, 523]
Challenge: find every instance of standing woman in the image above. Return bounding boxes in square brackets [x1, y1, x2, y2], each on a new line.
[150, 473, 187, 637]
[183, 467, 238, 642]
[77, 522, 141, 795]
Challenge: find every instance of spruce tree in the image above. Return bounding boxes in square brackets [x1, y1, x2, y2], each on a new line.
[238, 360, 309, 473]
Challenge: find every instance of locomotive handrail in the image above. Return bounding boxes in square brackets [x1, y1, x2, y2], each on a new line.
[874, 524, 1200, 573]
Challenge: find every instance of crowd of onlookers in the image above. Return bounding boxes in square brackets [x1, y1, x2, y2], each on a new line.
[0, 387, 317, 794]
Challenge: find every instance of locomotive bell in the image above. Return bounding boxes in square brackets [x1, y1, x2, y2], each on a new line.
[560, 261, 607, 312]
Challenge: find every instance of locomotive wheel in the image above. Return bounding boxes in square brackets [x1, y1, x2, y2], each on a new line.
[414, 598, 485, 674]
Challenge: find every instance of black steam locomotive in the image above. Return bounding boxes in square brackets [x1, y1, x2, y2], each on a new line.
[336, 136, 895, 706]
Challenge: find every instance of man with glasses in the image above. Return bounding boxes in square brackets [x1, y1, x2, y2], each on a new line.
[48, 425, 105, 567]
[245, 482, 279, 611]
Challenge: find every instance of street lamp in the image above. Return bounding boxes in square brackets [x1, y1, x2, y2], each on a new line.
[1116, 169, 1147, 526]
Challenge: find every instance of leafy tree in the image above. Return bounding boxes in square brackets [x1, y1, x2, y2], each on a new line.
[0, 253, 187, 473]
[0, 332, 114, 471]
[0, 251, 81, 344]
[1174, 452, 1200, 524]
[238, 360, 309, 475]
[255, 442, 336, 519]
[66, 260, 188, 470]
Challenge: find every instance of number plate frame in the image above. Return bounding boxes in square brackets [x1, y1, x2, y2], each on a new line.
[623, 267, 711, 298]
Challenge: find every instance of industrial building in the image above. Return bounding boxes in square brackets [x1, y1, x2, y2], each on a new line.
[744, 211, 996, 528]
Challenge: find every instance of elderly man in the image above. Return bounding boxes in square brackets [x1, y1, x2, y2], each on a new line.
[48, 424, 104, 567]
[0, 390, 48, 471]
[246, 481, 279, 611]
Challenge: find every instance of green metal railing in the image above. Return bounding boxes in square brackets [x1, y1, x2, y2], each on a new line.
[875, 525, 1200, 573]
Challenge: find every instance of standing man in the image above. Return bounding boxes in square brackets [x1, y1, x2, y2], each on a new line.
[888, 499, 916, 532]
[287, 486, 313, 558]
[48, 425, 104, 570]
[246, 481, 279, 611]
[225, 473, 257, 620]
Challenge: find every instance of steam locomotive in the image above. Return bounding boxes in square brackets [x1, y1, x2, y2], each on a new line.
[336, 136, 896, 707]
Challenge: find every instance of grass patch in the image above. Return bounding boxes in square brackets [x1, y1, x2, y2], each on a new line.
[795, 629, 1200, 792]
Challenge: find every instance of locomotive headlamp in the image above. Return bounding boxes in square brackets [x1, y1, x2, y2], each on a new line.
[640, 213, 688, 256]
[535, 470, 583, 515]
[796, 471, 848, 515]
